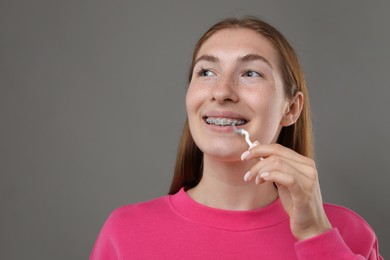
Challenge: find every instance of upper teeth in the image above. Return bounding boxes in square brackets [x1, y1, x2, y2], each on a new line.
[205, 117, 246, 126]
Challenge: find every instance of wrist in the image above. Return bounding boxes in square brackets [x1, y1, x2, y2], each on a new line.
[295, 223, 332, 241]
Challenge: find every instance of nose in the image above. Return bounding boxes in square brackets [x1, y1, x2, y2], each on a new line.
[211, 74, 239, 103]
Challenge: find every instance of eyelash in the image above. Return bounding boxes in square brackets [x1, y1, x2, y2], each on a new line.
[242, 70, 263, 78]
[195, 68, 264, 78]
[196, 68, 214, 77]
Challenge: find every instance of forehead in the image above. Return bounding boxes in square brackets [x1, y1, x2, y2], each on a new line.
[196, 28, 279, 64]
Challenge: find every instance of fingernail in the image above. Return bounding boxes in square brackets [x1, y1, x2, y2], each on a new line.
[244, 171, 251, 181]
[241, 151, 250, 161]
[249, 141, 260, 149]
[255, 175, 261, 185]
[260, 172, 270, 179]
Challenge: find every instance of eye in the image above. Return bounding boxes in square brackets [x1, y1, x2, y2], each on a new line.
[197, 68, 215, 77]
[243, 70, 262, 77]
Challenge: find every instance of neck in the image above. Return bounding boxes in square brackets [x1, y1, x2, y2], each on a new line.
[187, 155, 278, 210]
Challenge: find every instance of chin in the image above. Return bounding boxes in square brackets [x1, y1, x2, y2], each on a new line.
[197, 141, 243, 162]
[205, 152, 240, 162]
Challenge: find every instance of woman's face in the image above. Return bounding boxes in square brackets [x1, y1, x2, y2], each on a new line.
[186, 28, 294, 161]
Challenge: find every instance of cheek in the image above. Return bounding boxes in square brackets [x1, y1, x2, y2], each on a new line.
[185, 85, 205, 151]
[245, 91, 288, 142]
[185, 85, 195, 116]
[245, 90, 278, 114]
[185, 84, 206, 116]
[249, 85, 287, 114]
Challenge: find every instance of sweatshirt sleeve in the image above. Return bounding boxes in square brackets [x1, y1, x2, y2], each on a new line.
[294, 228, 383, 260]
[90, 211, 121, 260]
[90, 235, 118, 260]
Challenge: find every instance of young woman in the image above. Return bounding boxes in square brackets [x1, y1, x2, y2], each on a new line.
[91, 17, 382, 259]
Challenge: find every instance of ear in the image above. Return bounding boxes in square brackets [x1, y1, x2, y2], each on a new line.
[281, 92, 304, 127]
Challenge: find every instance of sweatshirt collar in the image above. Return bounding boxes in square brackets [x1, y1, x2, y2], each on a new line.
[169, 187, 289, 231]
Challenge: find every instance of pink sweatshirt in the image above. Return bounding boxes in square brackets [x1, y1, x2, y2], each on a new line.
[90, 188, 382, 259]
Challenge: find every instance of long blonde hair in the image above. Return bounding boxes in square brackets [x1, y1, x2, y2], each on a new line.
[169, 16, 313, 194]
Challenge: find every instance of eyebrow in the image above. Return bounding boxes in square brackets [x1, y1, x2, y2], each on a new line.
[193, 55, 220, 66]
[193, 54, 273, 69]
[239, 54, 273, 69]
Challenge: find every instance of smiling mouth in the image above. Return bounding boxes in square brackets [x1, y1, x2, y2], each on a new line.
[203, 116, 248, 126]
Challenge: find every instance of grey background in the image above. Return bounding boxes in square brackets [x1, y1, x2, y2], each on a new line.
[1, 0, 389, 259]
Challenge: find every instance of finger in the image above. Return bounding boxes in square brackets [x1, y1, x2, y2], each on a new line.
[243, 143, 314, 167]
[245, 155, 316, 182]
[245, 143, 312, 165]
[259, 170, 308, 202]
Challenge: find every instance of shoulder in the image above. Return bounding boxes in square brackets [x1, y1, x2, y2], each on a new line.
[91, 195, 172, 258]
[324, 203, 378, 253]
[107, 194, 171, 222]
[97, 194, 172, 237]
[324, 203, 374, 233]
